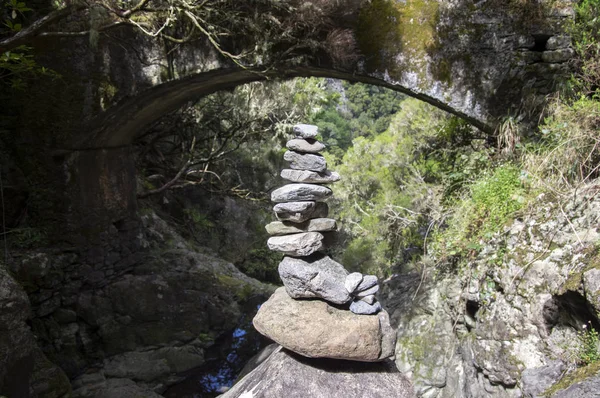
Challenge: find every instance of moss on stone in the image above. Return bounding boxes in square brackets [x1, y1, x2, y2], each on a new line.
[356, 0, 440, 87]
[542, 361, 600, 396]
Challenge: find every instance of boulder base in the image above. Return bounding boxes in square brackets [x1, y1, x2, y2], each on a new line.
[220, 346, 415, 398]
[253, 288, 393, 361]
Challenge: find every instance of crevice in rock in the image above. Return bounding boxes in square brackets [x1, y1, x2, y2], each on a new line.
[544, 291, 600, 332]
[466, 299, 480, 320]
[532, 34, 551, 52]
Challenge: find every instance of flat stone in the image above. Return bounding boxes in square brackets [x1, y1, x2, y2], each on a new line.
[345, 273, 363, 293]
[293, 124, 318, 139]
[283, 151, 327, 172]
[221, 346, 415, 398]
[265, 218, 337, 236]
[356, 284, 379, 297]
[253, 287, 384, 361]
[281, 169, 340, 184]
[360, 294, 376, 305]
[271, 184, 332, 203]
[542, 48, 574, 63]
[357, 275, 378, 292]
[267, 232, 324, 256]
[545, 35, 571, 50]
[350, 300, 382, 315]
[278, 254, 350, 304]
[273, 201, 328, 223]
[286, 139, 326, 153]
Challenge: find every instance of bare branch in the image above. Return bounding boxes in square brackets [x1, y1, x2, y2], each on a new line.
[0, 4, 85, 52]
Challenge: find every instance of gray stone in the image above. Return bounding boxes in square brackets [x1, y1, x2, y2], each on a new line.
[283, 151, 327, 172]
[584, 268, 600, 314]
[273, 201, 328, 223]
[551, 373, 600, 398]
[267, 232, 324, 256]
[378, 311, 396, 360]
[253, 288, 385, 361]
[286, 138, 326, 153]
[357, 275, 378, 292]
[221, 346, 415, 398]
[521, 360, 566, 398]
[350, 300, 382, 315]
[546, 35, 571, 50]
[265, 218, 337, 236]
[356, 284, 379, 297]
[345, 272, 363, 293]
[542, 48, 574, 63]
[271, 184, 332, 203]
[293, 124, 318, 139]
[280, 169, 340, 184]
[360, 294, 376, 305]
[278, 254, 350, 304]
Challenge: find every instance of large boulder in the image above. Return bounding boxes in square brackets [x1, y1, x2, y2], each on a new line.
[278, 254, 350, 304]
[220, 346, 415, 398]
[253, 288, 395, 361]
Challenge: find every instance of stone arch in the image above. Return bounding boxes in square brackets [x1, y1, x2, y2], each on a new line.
[75, 66, 492, 150]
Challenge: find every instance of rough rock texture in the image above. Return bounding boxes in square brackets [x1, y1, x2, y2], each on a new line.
[8, 211, 273, 395]
[384, 184, 600, 398]
[286, 139, 326, 153]
[283, 151, 327, 172]
[278, 254, 350, 304]
[273, 201, 328, 223]
[267, 232, 324, 256]
[221, 346, 415, 398]
[280, 169, 340, 184]
[0, 261, 71, 398]
[350, 300, 382, 315]
[265, 218, 336, 235]
[551, 373, 600, 398]
[345, 272, 363, 293]
[71, 375, 162, 398]
[271, 184, 332, 202]
[253, 288, 385, 361]
[292, 124, 318, 139]
[521, 361, 566, 398]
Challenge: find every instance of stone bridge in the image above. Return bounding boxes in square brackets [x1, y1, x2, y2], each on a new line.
[29, 0, 575, 238]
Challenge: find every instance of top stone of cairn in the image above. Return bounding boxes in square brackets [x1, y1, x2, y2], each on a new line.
[293, 124, 318, 139]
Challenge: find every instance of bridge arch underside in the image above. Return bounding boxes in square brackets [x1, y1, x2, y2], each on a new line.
[79, 66, 493, 150]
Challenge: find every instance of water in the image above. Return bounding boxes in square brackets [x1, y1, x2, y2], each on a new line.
[163, 299, 270, 397]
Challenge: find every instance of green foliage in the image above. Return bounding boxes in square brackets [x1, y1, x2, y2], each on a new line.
[183, 208, 214, 230]
[569, 0, 600, 97]
[309, 81, 405, 160]
[236, 247, 280, 284]
[579, 322, 600, 365]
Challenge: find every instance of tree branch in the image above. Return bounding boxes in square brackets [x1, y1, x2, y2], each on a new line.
[0, 5, 85, 52]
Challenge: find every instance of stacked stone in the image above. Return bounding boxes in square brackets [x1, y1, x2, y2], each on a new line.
[253, 124, 395, 363]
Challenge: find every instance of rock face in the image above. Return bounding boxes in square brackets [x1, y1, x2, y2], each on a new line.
[221, 347, 416, 398]
[271, 183, 332, 202]
[265, 218, 337, 235]
[267, 232, 325, 256]
[253, 288, 388, 361]
[278, 254, 350, 304]
[385, 184, 600, 397]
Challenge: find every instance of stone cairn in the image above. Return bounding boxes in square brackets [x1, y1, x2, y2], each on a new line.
[253, 124, 396, 362]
